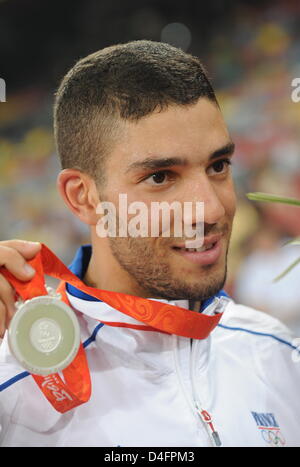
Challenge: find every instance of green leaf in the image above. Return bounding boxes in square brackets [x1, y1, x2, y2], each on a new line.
[247, 192, 300, 207]
[273, 257, 300, 282]
[284, 237, 300, 247]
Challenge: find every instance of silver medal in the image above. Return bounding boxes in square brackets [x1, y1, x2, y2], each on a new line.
[8, 287, 81, 376]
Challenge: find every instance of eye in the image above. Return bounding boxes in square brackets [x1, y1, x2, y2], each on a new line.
[143, 171, 174, 186]
[208, 158, 232, 176]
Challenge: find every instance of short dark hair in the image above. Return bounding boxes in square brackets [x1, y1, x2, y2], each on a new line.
[54, 39, 218, 184]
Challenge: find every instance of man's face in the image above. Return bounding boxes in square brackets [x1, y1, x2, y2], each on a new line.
[98, 98, 236, 300]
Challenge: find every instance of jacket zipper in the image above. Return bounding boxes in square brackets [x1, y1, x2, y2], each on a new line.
[190, 338, 222, 447]
[190, 294, 230, 446]
[173, 335, 221, 447]
[172, 296, 228, 447]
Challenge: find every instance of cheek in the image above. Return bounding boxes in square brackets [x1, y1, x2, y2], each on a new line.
[228, 192, 237, 219]
[222, 182, 237, 220]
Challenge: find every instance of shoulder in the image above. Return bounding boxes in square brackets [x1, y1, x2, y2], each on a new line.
[218, 299, 295, 339]
[213, 300, 300, 420]
[214, 299, 298, 359]
[213, 300, 300, 389]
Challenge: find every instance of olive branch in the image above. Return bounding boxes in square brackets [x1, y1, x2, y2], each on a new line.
[246, 192, 300, 282]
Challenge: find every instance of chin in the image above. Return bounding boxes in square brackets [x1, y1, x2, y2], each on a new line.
[147, 273, 227, 302]
[167, 265, 227, 301]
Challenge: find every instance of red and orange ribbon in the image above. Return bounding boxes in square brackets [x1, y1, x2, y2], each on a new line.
[0, 244, 224, 413]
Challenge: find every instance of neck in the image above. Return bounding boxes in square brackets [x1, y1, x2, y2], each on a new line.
[83, 232, 202, 309]
[84, 258, 201, 310]
[83, 234, 163, 299]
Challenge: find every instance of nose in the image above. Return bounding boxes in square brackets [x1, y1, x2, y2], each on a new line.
[182, 174, 226, 226]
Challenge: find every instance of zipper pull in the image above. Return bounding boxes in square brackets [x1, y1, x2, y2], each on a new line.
[198, 409, 222, 447]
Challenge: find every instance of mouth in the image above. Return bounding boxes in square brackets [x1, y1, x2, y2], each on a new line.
[171, 235, 223, 266]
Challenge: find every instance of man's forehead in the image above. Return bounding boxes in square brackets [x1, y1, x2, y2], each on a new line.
[120, 97, 224, 133]
[111, 99, 230, 166]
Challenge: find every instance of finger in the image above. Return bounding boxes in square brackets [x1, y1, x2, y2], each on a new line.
[0, 245, 38, 281]
[0, 239, 41, 260]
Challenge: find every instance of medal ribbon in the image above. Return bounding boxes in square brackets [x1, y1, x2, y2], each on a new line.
[1, 243, 224, 413]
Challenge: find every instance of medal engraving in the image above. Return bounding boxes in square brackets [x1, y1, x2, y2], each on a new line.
[30, 318, 62, 353]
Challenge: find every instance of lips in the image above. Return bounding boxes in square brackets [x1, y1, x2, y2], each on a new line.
[172, 234, 223, 251]
[172, 234, 223, 266]
[173, 242, 216, 253]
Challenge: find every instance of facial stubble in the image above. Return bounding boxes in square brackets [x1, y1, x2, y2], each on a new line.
[108, 235, 229, 301]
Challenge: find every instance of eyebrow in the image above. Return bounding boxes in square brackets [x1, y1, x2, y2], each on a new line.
[126, 141, 235, 173]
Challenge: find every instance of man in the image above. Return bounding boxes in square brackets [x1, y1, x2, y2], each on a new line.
[0, 40, 299, 447]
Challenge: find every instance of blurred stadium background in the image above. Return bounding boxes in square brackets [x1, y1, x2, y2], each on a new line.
[0, 0, 300, 332]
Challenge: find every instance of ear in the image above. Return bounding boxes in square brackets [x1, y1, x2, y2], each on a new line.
[57, 169, 100, 225]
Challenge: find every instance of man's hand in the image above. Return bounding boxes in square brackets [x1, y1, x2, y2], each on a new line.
[0, 240, 41, 337]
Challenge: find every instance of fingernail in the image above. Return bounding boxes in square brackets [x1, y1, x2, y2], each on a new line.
[23, 264, 35, 276]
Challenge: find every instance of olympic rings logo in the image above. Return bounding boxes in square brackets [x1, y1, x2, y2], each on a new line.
[260, 429, 286, 447]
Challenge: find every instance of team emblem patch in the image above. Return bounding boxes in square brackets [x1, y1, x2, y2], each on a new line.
[251, 412, 286, 447]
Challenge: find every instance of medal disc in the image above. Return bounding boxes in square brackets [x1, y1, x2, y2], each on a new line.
[8, 295, 81, 375]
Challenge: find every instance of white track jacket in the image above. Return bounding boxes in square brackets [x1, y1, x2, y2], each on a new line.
[0, 245, 300, 447]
